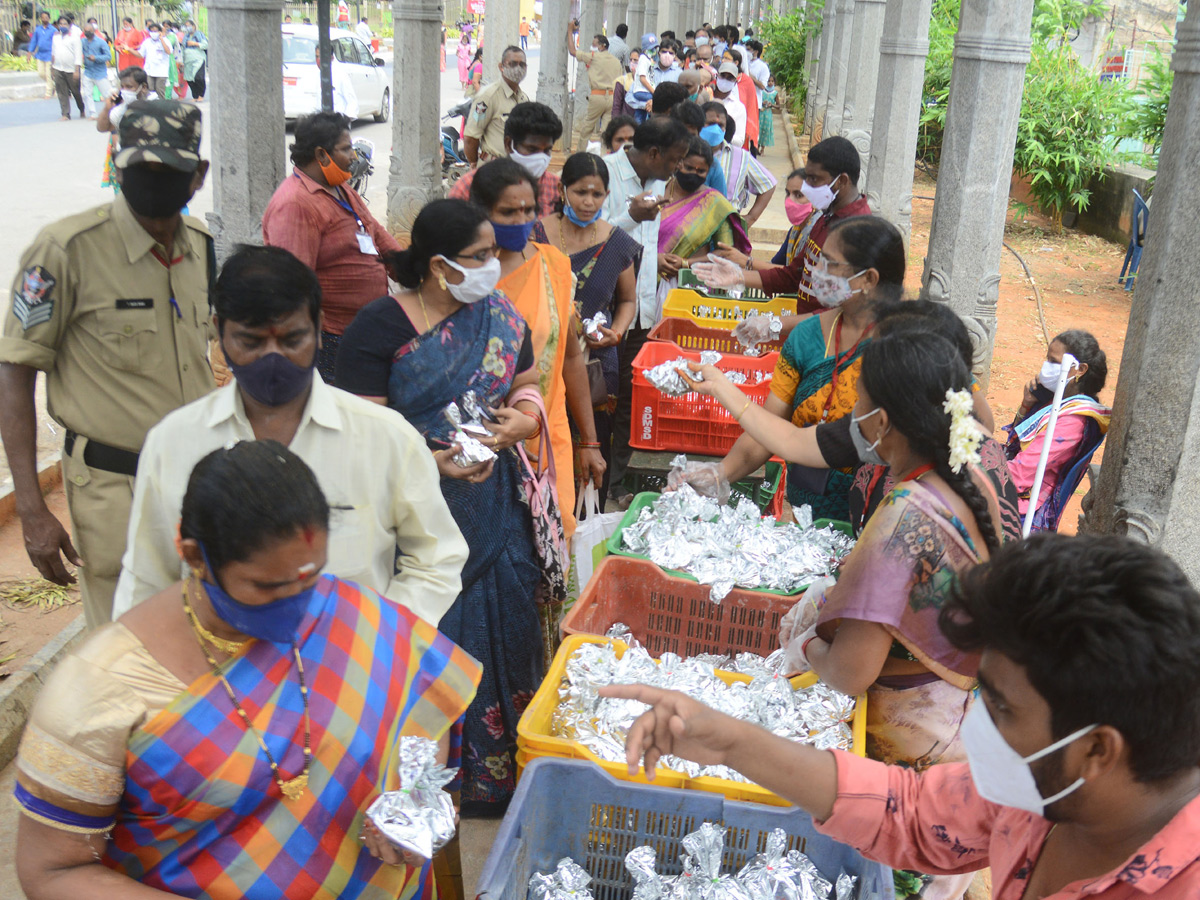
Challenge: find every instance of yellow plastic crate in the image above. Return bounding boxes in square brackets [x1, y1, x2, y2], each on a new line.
[660, 287, 799, 331]
[515, 634, 867, 807]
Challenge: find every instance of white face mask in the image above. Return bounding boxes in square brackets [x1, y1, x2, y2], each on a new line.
[510, 148, 551, 179]
[808, 256, 866, 308]
[800, 177, 839, 212]
[437, 255, 501, 304]
[120, 88, 140, 103]
[961, 701, 1097, 817]
[695, 36, 709, 46]
[715, 76, 737, 94]
[1037, 360, 1064, 391]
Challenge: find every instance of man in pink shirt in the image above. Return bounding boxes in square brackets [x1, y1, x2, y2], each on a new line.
[606, 533, 1200, 899]
[262, 112, 402, 385]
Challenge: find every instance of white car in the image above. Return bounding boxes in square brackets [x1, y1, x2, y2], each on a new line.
[282, 24, 391, 122]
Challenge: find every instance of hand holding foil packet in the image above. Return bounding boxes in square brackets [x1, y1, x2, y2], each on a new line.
[732, 314, 783, 357]
[365, 736, 457, 860]
[645, 351, 724, 397]
[582, 311, 609, 340]
[443, 391, 498, 468]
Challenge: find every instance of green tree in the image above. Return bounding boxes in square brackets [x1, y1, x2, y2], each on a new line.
[760, 2, 825, 110]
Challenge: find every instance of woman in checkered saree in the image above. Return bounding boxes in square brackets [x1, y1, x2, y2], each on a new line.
[13, 440, 481, 900]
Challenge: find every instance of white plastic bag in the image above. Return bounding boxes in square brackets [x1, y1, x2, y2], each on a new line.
[566, 483, 624, 612]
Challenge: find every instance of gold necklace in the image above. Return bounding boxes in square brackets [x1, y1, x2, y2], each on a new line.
[182, 581, 249, 657]
[557, 212, 596, 255]
[183, 577, 313, 802]
[416, 284, 433, 333]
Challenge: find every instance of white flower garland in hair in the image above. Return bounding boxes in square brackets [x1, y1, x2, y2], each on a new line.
[943, 388, 983, 474]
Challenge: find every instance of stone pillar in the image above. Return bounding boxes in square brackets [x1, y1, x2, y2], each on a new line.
[919, 0, 1035, 382]
[205, 0, 286, 261]
[482, 0, 520, 77]
[571, 0, 605, 149]
[628, 0, 646, 43]
[387, 0, 444, 234]
[840, 0, 886, 178]
[536, 0, 571, 130]
[862, 0, 933, 242]
[609, 0, 630, 30]
[821, 0, 855, 136]
[804, 0, 835, 135]
[1084, 2, 1200, 579]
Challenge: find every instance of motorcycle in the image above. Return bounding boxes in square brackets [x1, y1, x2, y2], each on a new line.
[441, 98, 471, 189]
[348, 138, 375, 198]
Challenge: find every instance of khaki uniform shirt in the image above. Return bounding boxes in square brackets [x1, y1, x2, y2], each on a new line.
[0, 194, 215, 453]
[575, 49, 624, 92]
[464, 80, 529, 160]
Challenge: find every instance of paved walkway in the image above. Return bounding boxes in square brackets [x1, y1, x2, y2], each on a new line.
[747, 109, 800, 262]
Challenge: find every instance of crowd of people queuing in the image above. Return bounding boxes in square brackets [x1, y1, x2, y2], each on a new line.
[0, 12, 1185, 900]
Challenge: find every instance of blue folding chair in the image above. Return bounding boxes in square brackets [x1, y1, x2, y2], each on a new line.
[1029, 420, 1106, 533]
[1118, 189, 1150, 291]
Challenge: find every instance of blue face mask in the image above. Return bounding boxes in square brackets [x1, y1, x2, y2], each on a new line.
[563, 201, 603, 228]
[199, 544, 315, 644]
[491, 219, 535, 252]
[700, 124, 725, 147]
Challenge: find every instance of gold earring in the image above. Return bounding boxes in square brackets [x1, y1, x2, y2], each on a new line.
[437, 273, 448, 290]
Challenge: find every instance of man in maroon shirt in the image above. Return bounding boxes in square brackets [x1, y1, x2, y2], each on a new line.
[262, 112, 402, 384]
[703, 135, 872, 319]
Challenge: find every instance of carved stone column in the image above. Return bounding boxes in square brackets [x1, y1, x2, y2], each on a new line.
[205, 0, 286, 260]
[536, 0, 571, 132]
[627, 0, 646, 44]
[862, 0, 932, 241]
[821, 0, 855, 136]
[387, 0, 443, 233]
[482, 0, 520, 77]
[1084, 1, 1200, 581]
[609, 0, 630, 30]
[840, 0, 886, 177]
[918, 0, 1034, 382]
[805, 0, 835, 135]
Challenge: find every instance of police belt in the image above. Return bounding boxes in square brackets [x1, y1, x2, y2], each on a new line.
[64, 430, 140, 477]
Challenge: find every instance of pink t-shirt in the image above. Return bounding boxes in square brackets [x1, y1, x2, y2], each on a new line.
[1008, 413, 1087, 514]
[816, 751, 1200, 898]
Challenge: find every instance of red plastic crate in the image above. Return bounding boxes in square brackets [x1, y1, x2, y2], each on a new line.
[560, 555, 799, 657]
[630, 342, 777, 455]
[647, 318, 786, 355]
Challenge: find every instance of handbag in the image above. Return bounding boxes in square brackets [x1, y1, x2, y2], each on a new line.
[509, 386, 569, 663]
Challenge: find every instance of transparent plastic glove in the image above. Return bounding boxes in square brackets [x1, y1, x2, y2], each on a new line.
[778, 575, 834, 649]
[666, 456, 731, 505]
[732, 313, 781, 356]
[692, 253, 745, 297]
[782, 622, 820, 677]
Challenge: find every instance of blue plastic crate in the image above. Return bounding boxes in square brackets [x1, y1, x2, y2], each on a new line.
[475, 758, 894, 900]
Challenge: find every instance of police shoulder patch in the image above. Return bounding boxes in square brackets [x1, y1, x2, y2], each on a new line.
[13, 266, 56, 330]
[473, 100, 489, 121]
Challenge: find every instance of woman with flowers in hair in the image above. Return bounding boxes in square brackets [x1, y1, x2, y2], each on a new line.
[684, 328, 1003, 900]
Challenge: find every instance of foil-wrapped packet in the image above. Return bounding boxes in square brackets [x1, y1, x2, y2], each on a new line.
[529, 859, 595, 900]
[834, 872, 856, 900]
[627, 847, 670, 900]
[738, 829, 808, 900]
[365, 736, 457, 859]
[645, 351, 724, 397]
[582, 311, 609, 340]
[443, 394, 498, 467]
[679, 824, 752, 900]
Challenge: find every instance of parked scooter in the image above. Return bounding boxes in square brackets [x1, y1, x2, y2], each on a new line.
[442, 98, 471, 188]
[348, 138, 375, 198]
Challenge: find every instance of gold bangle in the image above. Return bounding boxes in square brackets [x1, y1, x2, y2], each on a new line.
[734, 397, 752, 421]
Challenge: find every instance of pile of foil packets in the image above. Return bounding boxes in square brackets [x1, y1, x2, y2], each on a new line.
[550, 635, 856, 782]
[529, 826, 857, 900]
[620, 485, 855, 601]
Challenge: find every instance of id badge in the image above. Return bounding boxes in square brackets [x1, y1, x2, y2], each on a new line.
[356, 231, 379, 255]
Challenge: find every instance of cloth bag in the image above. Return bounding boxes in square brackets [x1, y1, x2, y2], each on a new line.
[566, 483, 623, 613]
[510, 386, 568, 667]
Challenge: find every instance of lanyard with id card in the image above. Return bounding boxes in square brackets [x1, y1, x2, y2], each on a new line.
[332, 187, 378, 256]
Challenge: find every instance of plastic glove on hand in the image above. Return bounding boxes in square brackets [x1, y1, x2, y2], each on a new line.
[782, 622, 820, 677]
[691, 253, 745, 294]
[665, 457, 731, 505]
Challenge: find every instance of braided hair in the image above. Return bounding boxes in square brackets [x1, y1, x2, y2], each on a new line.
[859, 332, 1001, 554]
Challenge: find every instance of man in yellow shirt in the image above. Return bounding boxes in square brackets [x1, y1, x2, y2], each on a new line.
[567, 20, 625, 151]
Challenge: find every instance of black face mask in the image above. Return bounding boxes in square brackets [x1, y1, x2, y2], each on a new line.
[674, 171, 706, 194]
[120, 165, 195, 219]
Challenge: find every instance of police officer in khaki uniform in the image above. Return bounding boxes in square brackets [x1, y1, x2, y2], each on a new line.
[0, 100, 214, 629]
[567, 20, 625, 151]
[463, 45, 529, 165]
